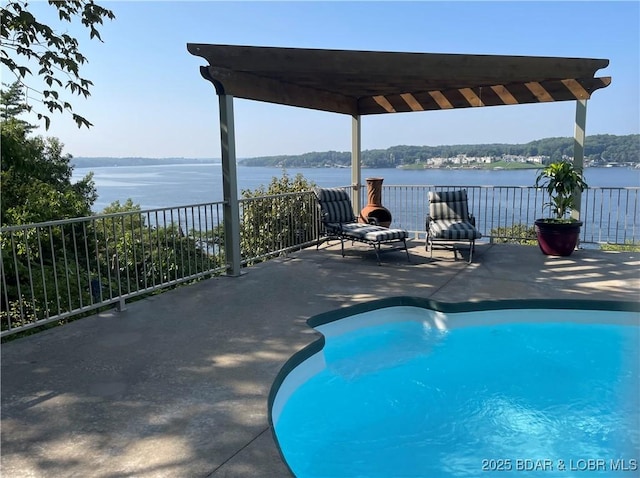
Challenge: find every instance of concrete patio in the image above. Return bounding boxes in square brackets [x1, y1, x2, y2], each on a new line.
[2, 241, 639, 477]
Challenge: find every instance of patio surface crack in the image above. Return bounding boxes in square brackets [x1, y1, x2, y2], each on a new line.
[427, 248, 490, 298]
[204, 426, 272, 477]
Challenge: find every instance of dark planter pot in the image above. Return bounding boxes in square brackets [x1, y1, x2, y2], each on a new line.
[534, 219, 583, 256]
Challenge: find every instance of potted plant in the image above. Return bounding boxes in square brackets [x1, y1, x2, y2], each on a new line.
[534, 161, 588, 256]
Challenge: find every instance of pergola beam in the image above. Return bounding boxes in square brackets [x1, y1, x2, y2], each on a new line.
[202, 67, 358, 115]
[187, 44, 609, 91]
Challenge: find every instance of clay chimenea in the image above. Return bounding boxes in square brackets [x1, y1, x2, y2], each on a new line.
[358, 177, 392, 227]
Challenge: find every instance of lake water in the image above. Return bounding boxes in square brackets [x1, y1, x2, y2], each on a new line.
[73, 164, 640, 213]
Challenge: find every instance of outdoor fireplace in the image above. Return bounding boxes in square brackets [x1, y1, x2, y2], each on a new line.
[359, 177, 392, 227]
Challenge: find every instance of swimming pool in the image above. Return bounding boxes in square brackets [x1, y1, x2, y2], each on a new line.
[269, 298, 639, 478]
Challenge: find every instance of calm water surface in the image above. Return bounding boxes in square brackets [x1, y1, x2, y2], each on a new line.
[72, 164, 640, 212]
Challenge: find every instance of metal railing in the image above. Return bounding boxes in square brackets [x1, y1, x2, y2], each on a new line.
[1, 203, 226, 337]
[2, 185, 637, 337]
[370, 185, 639, 245]
[238, 190, 321, 264]
[581, 187, 640, 245]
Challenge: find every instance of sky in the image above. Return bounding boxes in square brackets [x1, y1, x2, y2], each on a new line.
[5, 1, 640, 159]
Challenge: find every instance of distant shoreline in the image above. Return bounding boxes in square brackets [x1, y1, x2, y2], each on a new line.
[71, 157, 220, 168]
[72, 134, 638, 170]
[72, 160, 636, 171]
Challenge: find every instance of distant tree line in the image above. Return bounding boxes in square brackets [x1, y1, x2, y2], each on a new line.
[242, 134, 639, 168]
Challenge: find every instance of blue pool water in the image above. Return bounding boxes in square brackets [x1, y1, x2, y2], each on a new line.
[272, 306, 639, 477]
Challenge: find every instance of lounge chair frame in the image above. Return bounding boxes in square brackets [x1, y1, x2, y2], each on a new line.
[426, 189, 482, 264]
[314, 188, 410, 265]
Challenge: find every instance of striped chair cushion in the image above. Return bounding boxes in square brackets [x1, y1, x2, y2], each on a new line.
[339, 223, 408, 242]
[429, 219, 482, 240]
[429, 190, 469, 221]
[315, 188, 356, 224]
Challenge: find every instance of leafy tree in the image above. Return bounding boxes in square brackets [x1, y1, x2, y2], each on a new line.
[240, 171, 317, 263]
[1, 0, 115, 129]
[0, 80, 33, 131]
[1, 196, 224, 335]
[96, 200, 222, 295]
[1, 84, 97, 226]
[0, 80, 224, 335]
[1, 82, 98, 332]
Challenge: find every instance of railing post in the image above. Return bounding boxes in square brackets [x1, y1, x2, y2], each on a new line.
[117, 297, 127, 312]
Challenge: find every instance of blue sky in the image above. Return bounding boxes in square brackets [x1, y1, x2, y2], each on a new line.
[10, 1, 640, 158]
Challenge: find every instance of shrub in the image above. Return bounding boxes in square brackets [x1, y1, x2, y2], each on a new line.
[491, 224, 537, 245]
[240, 171, 317, 263]
[600, 241, 640, 252]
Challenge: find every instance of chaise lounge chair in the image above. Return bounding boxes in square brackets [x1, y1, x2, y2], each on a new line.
[426, 189, 482, 263]
[314, 187, 410, 265]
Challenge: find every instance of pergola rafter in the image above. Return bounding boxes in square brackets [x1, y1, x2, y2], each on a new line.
[360, 78, 611, 114]
[187, 43, 611, 275]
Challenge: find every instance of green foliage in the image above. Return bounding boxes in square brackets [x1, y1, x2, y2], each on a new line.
[1, 0, 115, 129]
[0, 79, 225, 336]
[0, 94, 225, 335]
[96, 200, 222, 294]
[1, 197, 225, 335]
[0, 81, 224, 335]
[0, 296, 42, 332]
[241, 151, 351, 168]
[1, 81, 100, 332]
[1, 226, 95, 330]
[240, 171, 317, 263]
[1, 118, 97, 226]
[600, 240, 640, 252]
[535, 161, 588, 220]
[1, 81, 33, 131]
[490, 224, 537, 245]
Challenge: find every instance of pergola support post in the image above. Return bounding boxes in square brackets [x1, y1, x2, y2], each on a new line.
[351, 115, 362, 214]
[218, 94, 242, 276]
[572, 99, 587, 221]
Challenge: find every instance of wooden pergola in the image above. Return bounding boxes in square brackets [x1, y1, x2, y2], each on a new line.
[187, 44, 611, 275]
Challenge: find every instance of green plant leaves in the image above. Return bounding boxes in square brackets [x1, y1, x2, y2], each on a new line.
[1, 0, 115, 129]
[534, 161, 588, 219]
